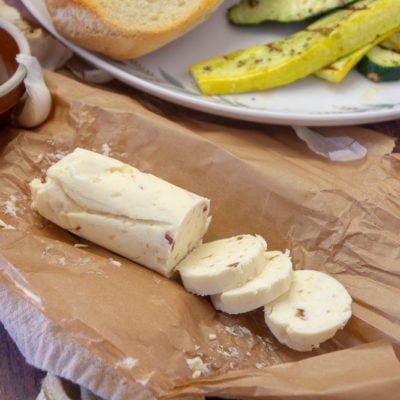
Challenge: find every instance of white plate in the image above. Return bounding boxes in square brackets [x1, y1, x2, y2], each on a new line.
[22, 0, 400, 126]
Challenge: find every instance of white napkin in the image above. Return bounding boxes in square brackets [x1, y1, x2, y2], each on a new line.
[37, 373, 103, 400]
[0, 281, 152, 400]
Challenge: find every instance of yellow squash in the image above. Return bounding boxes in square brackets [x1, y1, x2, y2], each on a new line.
[315, 28, 400, 83]
[190, 0, 400, 95]
[380, 31, 400, 51]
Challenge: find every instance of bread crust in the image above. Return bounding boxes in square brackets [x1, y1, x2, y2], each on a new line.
[44, 0, 224, 60]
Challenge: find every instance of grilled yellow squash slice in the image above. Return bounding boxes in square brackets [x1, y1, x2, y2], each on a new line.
[190, 0, 400, 95]
[380, 31, 400, 51]
[315, 28, 400, 83]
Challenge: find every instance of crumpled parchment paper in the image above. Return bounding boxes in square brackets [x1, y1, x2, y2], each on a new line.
[0, 70, 399, 400]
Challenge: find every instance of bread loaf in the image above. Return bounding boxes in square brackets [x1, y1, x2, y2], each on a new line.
[44, 0, 224, 60]
[30, 148, 211, 277]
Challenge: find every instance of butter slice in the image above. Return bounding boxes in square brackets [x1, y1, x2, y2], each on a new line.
[211, 250, 292, 314]
[30, 148, 211, 277]
[264, 269, 352, 352]
[177, 234, 267, 295]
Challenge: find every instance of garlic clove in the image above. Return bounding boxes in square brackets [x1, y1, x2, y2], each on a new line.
[15, 53, 52, 128]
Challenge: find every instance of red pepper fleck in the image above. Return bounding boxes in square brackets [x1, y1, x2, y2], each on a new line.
[227, 262, 239, 268]
[165, 233, 175, 250]
[295, 308, 306, 319]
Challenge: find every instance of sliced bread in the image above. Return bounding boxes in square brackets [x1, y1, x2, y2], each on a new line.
[44, 0, 224, 60]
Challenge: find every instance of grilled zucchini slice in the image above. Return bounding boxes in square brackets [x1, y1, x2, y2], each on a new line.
[356, 45, 400, 82]
[228, 0, 357, 24]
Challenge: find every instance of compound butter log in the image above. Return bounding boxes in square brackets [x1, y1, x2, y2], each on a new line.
[30, 148, 211, 278]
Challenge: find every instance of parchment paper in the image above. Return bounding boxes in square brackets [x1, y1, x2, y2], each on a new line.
[0, 70, 399, 399]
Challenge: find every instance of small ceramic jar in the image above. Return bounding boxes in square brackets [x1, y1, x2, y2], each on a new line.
[0, 18, 29, 125]
[0, 18, 51, 128]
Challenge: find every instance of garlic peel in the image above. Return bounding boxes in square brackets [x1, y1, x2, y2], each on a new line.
[15, 54, 52, 128]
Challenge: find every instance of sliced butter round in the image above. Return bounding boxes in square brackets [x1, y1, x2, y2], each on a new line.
[211, 250, 293, 314]
[264, 269, 352, 352]
[177, 234, 267, 296]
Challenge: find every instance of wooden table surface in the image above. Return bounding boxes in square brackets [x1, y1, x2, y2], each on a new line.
[1, 1, 400, 399]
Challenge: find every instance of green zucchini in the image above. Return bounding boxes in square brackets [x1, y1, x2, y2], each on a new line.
[191, 0, 400, 95]
[228, 0, 357, 24]
[356, 45, 400, 82]
[315, 28, 399, 83]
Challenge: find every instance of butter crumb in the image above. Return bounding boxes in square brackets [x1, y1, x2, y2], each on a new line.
[215, 345, 240, 358]
[0, 219, 16, 230]
[225, 326, 237, 336]
[74, 243, 89, 248]
[238, 326, 252, 336]
[116, 357, 138, 369]
[3, 195, 18, 216]
[228, 346, 239, 357]
[136, 372, 154, 387]
[186, 356, 208, 378]
[35, 153, 44, 163]
[54, 151, 68, 160]
[109, 258, 122, 267]
[101, 143, 111, 156]
[208, 333, 217, 340]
